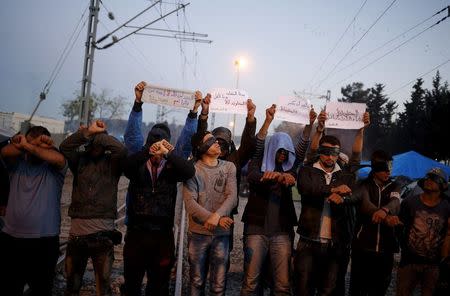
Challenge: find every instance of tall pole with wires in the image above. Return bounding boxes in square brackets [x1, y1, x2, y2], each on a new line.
[79, 0, 100, 126]
[232, 59, 243, 140]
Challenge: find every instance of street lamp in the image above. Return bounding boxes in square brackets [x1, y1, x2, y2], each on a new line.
[233, 57, 246, 139]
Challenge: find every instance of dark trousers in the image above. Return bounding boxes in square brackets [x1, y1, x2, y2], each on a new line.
[123, 228, 175, 296]
[64, 233, 114, 296]
[294, 239, 340, 296]
[331, 246, 351, 296]
[350, 248, 394, 296]
[0, 232, 59, 296]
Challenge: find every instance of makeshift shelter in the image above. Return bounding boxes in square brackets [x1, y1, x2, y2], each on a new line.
[358, 151, 450, 180]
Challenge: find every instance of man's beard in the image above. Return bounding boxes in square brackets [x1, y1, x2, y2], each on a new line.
[320, 159, 335, 169]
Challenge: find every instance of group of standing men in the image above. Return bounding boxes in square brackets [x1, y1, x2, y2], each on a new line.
[0, 80, 449, 296]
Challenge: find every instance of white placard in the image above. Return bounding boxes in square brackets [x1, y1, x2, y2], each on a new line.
[209, 88, 249, 114]
[326, 102, 366, 129]
[276, 96, 311, 124]
[141, 84, 195, 109]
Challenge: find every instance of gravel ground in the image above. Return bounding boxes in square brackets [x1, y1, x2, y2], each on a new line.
[53, 174, 403, 295]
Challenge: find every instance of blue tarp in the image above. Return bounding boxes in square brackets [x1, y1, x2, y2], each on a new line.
[358, 151, 450, 180]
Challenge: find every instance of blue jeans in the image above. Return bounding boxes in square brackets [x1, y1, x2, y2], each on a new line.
[241, 234, 292, 296]
[294, 239, 340, 296]
[65, 232, 114, 296]
[188, 233, 230, 296]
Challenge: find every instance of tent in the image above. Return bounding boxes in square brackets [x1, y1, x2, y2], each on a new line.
[358, 150, 450, 180]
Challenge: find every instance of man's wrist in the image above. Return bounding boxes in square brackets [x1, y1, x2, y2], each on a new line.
[133, 101, 144, 112]
[381, 208, 389, 214]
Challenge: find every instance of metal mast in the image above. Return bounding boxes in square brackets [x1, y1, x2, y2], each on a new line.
[79, 0, 100, 126]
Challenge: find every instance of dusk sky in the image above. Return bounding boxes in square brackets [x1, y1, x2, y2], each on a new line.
[1, 0, 449, 135]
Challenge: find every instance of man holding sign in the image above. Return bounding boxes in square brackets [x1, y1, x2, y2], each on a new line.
[196, 94, 257, 256]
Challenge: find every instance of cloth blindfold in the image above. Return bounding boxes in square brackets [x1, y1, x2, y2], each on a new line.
[197, 136, 217, 155]
[371, 161, 393, 172]
[318, 146, 340, 157]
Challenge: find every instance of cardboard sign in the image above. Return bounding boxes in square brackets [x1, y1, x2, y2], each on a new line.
[209, 88, 249, 115]
[326, 102, 366, 129]
[276, 96, 311, 125]
[141, 84, 195, 109]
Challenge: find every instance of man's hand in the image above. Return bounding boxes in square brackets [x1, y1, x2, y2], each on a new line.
[36, 135, 54, 149]
[247, 98, 256, 121]
[309, 107, 317, 126]
[362, 112, 370, 129]
[327, 192, 344, 205]
[218, 217, 234, 230]
[260, 171, 281, 182]
[149, 140, 170, 156]
[279, 173, 296, 186]
[11, 134, 27, 150]
[204, 213, 221, 231]
[193, 90, 202, 113]
[0, 206, 6, 216]
[88, 120, 106, 135]
[384, 215, 402, 227]
[331, 184, 352, 195]
[265, 104, 276, 123]
[317, 110, 327, 131]
[160, 139, 174, 153]
[134, 81, 146, 103]
[372, 209, 388, 224]
[200, 93, 211, 115]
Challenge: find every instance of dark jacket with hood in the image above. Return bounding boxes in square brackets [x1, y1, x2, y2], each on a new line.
[242, 133, 298, 233]
[60, 130, 127, 219]
[351, 176, 401, 253]
[124, 124, 195, 230]
[296, 163, 357, 246]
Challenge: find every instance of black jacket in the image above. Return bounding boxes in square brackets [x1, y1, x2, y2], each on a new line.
[352, 177, 401, 253]
[60, 131, 127, 219]
[123, 148, 195, 230]
[296, 164, 356, 245]
[242, 138, 297, 232]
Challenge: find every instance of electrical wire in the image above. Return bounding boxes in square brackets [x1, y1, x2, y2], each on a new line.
[313, 0, 398, 91]
[307, 0, 368, 88]
[335, 6, 449, 77]
[388, 58, 450, 96]
[42, 4, 89, 95]
[331, 13, 450, 88]
[99, 1, 167, 83]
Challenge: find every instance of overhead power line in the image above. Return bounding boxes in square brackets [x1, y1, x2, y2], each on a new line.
[335, 5, 450, 77]
[42, 4, 89, 96]
[388, 58, 450, 96]
[96, 0, 162, 44]
[96, 2, 191, 49]
[331, 13, 450, 87]
[307, 0, 368, 88]
[314, 0, 398, 91]
[99, 1, 167, 83]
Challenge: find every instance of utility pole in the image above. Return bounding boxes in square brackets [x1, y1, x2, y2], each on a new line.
[79, 0, 100, 126]
[232, 59, 242, 140]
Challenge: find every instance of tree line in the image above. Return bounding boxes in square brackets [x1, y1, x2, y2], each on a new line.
[338, 71, 449, 163]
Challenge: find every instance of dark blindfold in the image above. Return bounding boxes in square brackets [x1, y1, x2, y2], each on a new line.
[371, 161, 393, 172]
[197, 136, 217, 155]
[318, 146, 340, 157]
[425, 173, 446, 187]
